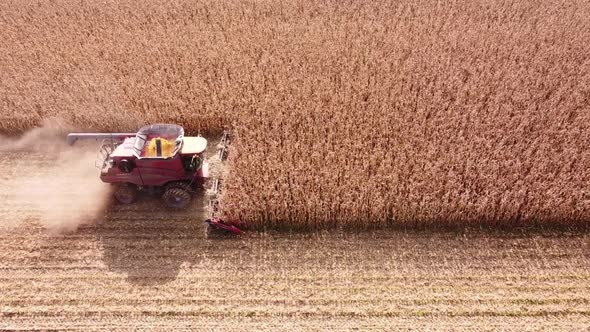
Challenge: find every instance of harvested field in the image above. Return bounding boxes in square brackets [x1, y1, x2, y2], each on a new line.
[1, 0, 589, 228]
[0, 149, 589, 330]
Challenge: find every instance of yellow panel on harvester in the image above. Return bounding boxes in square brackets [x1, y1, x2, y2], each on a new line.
[145, 137, 175, 158]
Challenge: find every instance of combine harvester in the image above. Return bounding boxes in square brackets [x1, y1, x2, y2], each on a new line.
[67, 124, 242, 235]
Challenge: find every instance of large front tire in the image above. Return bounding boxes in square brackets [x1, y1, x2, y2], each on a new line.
[163, 185, 191, 209]
[113, 184, 137, 204]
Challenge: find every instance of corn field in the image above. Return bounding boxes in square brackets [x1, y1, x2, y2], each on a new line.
[1, 0, 589, 228]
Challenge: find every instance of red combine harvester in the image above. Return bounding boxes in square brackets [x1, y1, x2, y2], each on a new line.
[68, 124, 243, 235]
[68, 124, 207, 209]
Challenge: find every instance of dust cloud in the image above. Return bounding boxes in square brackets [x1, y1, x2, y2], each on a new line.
[1, 119, 111, 233]
[0, 118, 71, 152]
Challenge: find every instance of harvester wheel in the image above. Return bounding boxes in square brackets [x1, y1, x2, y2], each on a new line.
[163, 186, 191, 209]
[113, 184, 137, 204]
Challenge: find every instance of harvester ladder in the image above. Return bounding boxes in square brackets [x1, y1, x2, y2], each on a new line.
[95, 138, 118, 170]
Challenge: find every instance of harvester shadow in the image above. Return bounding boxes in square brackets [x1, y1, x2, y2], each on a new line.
[96, 191, 208, 286]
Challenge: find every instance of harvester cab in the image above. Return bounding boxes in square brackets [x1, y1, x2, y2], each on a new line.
[67, 124, 209, 209]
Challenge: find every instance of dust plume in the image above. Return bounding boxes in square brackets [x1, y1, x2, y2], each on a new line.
[13, 150, 111, 233]
[2, 120, 111, 233]
[0, 118, 71, 152]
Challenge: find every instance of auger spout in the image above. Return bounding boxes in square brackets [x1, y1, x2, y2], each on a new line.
[67, 133, 136, 146]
